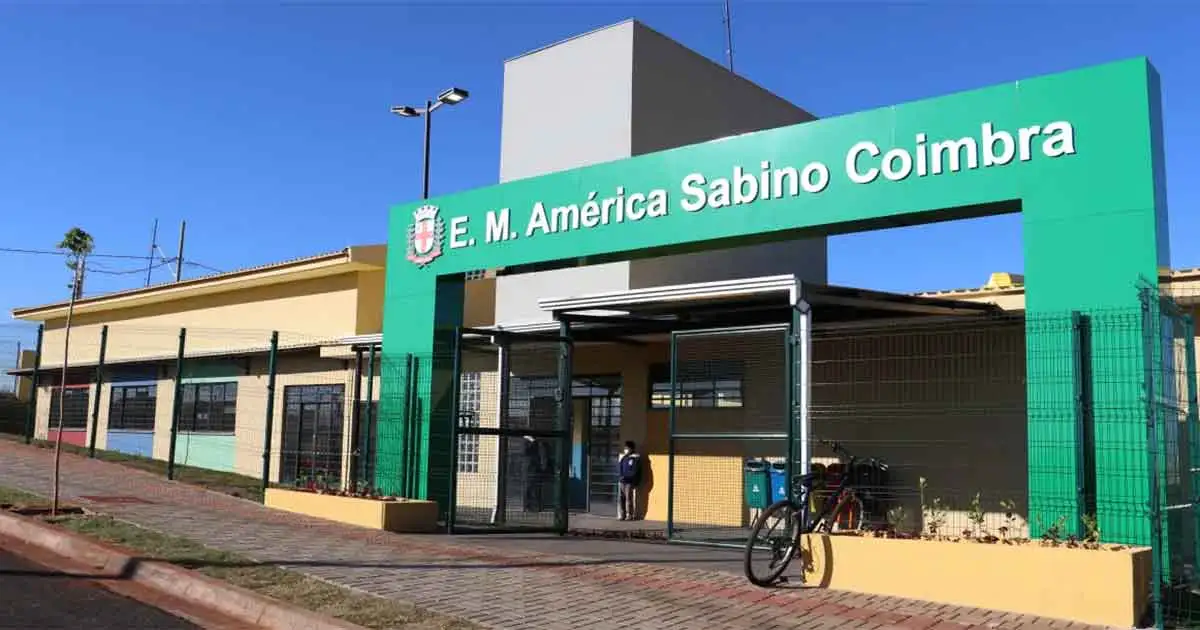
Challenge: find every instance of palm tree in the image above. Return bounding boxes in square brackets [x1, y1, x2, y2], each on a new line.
[51, 227, 94, 516]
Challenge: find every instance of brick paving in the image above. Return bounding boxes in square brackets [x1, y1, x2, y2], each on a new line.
[0, 440, 1122, 630]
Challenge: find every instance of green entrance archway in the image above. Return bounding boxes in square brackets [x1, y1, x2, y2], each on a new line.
[380, 58, 1169, 545]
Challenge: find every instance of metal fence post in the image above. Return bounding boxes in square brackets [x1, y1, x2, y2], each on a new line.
[260, 331, 279, 495]
[167, 328, 187, 481]
[23, 325, 43, 444]
[363, 344, 376, 492]
[784, 314, 795, 502]
[447, 327, 463, 533]
[1069, 312, 1090, 536]
[493, 341, 510, 525]
[349, 347, 364, 491]
[667, 331, 678, 540]
[1140, 289, 1165, 630]
[87, 325, 108, 458]
[1185, 314, 1200, 579]
[399, 352, 413, 497]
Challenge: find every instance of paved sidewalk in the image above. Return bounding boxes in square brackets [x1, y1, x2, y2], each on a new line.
[0, 441, 1113, 630]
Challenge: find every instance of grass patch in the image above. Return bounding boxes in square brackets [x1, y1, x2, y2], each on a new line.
[18, 437, 264, 502]
[0, 485, 45, 506]
[52, 514, 475, 630]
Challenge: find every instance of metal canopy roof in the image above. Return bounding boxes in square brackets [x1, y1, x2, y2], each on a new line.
[326, 275, 1005, 349]
[538, 274, 1000, 334]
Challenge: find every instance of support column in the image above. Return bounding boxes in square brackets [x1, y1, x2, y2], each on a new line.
[794, 301, 812, 479]
[555, 320, 573, 534]
[493, 340, 510, 525]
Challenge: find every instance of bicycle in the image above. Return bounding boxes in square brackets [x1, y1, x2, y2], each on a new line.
[743, 439, 889, 587]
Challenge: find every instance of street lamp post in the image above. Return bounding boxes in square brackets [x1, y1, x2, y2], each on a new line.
[391, 87, 470, 200]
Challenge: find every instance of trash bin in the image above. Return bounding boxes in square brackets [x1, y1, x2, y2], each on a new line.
[743, 459, 770, 510]
[768, 461, 788, 503]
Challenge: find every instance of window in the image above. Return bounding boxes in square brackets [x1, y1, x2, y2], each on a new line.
[49, 387, 90, 429]
[457, 372, 482, 473]
[179, 382, 238, 433]
[648, 361, 744, 409]
[281, 384, 345, 487]
[109, 385, 157, 431]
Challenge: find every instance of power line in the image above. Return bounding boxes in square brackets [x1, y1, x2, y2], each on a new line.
[87, 260, 176, 276]
[0, 246, 148, 260]
[0, 246, 223, 274]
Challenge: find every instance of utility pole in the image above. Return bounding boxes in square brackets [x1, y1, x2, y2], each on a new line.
[11, 341, 19, 394]
[174, 220, 186, 282]
[723, 0, 735, 73]
[145, 219, 159, 287]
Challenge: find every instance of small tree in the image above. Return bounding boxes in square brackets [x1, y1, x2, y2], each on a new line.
[51, 227, 94, 516]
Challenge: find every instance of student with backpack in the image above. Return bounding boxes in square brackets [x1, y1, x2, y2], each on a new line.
[617, 440, 643, 521]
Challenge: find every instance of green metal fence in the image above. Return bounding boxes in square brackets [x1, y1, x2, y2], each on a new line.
[1139, 281, 1200, 629]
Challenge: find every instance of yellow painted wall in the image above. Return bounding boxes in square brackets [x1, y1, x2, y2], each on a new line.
[37, 273, 363, 367]
[463, 278, 497, 328]
[16, 350, 35, 402]
[355, 271, 386, 334]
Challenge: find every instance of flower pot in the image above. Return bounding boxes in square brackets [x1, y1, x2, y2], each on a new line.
[801, 533, 1151, 627]
[264, 488, 438, 533]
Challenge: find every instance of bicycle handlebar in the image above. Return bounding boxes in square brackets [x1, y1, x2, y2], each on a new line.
[816, 439, 889, 471]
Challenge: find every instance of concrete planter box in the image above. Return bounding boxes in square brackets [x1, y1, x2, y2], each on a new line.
[264, 488, 438, 533]
[801, 534, 1152, 627]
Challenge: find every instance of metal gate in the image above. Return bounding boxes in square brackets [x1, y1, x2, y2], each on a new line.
[447, 327, 572, 534]
[667, 324, 792, 547]
[1140, 283, 1200, 629]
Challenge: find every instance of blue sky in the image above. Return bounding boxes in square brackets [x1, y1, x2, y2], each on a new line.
[1, 1, 1198, 355]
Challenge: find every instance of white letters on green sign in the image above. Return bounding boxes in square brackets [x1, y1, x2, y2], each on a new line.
[441, 120, 1076, 256]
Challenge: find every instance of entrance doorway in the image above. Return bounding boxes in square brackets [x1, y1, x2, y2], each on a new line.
[570, 376, 622, 517]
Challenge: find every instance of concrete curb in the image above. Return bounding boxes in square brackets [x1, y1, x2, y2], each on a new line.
[0, 510, 365, 630]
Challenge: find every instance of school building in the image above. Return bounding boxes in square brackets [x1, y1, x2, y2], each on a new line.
[8, 21, 1187, 560]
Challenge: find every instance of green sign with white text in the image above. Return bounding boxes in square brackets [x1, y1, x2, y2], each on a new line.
[382, 57, 1168, 544]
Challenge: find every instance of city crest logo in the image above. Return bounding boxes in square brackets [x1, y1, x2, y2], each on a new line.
[406, 204, 446, 268]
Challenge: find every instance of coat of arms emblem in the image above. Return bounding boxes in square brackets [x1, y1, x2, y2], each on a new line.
[406, 204, 446, 268]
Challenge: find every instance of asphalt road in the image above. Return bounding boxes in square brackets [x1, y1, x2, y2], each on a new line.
[0, 548, 199, 629]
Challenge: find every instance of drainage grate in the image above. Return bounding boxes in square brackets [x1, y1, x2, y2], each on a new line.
[78, 495, 153, 505]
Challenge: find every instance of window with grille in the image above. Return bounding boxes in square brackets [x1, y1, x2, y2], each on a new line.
[648, 360, 744, 409]
[179, 382, 238, 433]
[49, 387, 90, 429]
[109, 385, 157, 431]
[457, 372, 482, 473]
[281, 384, 345, 487]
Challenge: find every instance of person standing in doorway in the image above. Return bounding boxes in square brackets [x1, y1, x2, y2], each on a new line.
[617, 441, 643, 521]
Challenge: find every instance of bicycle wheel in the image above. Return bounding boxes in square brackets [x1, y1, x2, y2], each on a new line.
[820, 492, 868, 530]
[744, 498, 804, 587]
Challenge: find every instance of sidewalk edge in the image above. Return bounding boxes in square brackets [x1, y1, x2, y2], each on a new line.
[0, 510, 365, 630]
